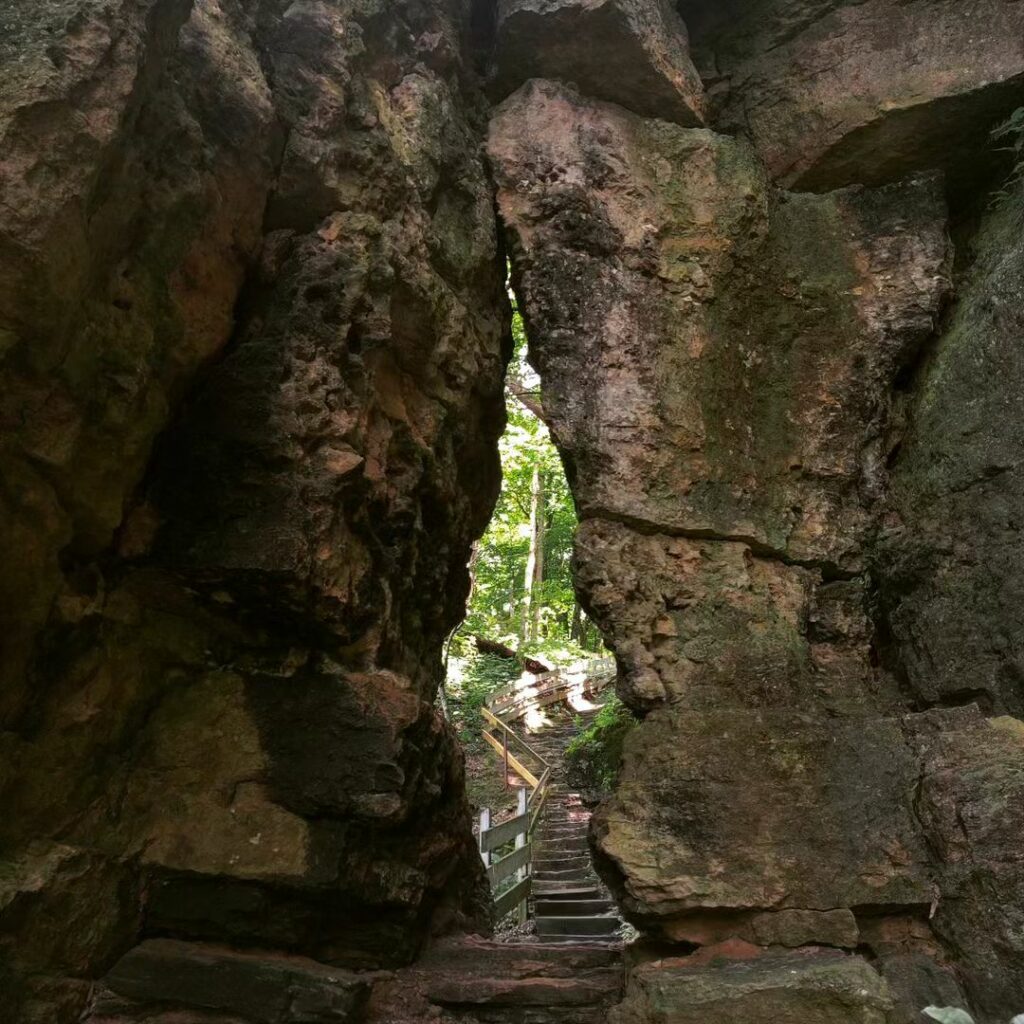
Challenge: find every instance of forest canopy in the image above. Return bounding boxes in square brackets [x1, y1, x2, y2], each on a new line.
[461, 292, 602, 657]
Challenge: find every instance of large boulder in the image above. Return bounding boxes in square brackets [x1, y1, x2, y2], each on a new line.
[574, 519, 884, 712]
[491, 0, 705, 125]
[489, 78, 948, 715]
[490, 79, 949, 572]
[678, 0, 1024, 189]
[609, 950, 898, 1024]
[876, 177, 1024, 717]
[488, 69, 1024, 1024]
[0, 1, 506, 1021]
[590, 708, 935, 938]
[0, 0, 273, 728]
[87, 939, 371, 1023]
[910, 713, 1024, 1018]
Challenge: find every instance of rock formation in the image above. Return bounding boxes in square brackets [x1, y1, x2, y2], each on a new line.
[3, 0, 1024, 1021]
[487, 2, 1024, 1021]
[677, 0, 1024, 191]
[0, 1, 506, 1021]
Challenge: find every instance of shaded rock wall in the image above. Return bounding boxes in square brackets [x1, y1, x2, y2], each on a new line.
[676, 0, 1024, 191]
[487, 2, 1024, 1021]
[4, 0, 1024, 1022]
[877, 179, 1024, 718]
[0, 1, 507, 1021]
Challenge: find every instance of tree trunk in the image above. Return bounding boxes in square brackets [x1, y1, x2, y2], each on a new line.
[466, 541, 480, 604]
[532, 469, 545, 638]
[472, 635, 550, 674]
[520, 465, 544, 642]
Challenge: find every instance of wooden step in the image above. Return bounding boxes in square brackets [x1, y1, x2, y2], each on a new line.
[536, 915, 621, 937]
[539, 824, 589, 836]
[539, 837, 589, 853]
[535, 855, 590, 870]
[533, 885, 605, 900]
[535, 898, 614, 916]
[534, 867, 592, 882]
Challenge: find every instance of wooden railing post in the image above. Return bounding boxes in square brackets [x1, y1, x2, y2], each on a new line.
[479, 807, 491, 868]
[515, 786, 528, 925]
[503, 729, 509, 788]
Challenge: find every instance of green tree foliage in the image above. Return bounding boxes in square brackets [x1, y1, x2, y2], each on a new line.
[462, 296, 597, 654]
[447, 288, 606, 735]
[446, 652, 522, 749]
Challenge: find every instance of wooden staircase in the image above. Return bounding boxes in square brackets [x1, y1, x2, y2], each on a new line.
[526, 714, 622, 944]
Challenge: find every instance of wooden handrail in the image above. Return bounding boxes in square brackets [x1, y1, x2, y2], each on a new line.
[529, 767, 551, 809]
[490, 658, 616, 723]
[481, 730, 540, 787]
[480, 810, 531, 852]
[487, 842, 531, 885]
[480, 706, 551, 768]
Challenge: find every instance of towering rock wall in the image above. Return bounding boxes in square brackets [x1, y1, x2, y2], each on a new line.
[3, 1, 1024, 1022]
[487, 2, 1024, 1021]
[0, 2, 507, 1021]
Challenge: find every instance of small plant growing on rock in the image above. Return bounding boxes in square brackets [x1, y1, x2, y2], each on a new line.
[564, 693, 637, 797]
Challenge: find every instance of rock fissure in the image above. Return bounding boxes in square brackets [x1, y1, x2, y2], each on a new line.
[581, 508, 865, 581]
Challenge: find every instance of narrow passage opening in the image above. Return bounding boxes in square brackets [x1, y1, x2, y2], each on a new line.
[441, 276, 632, 942]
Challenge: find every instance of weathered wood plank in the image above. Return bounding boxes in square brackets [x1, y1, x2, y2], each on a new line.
[499, 686, 576, 720]
[492, 674, 565, 708]
[493, 875, 531, 919]
[480, 811, 530, 852]
[487, 842, 532, 885]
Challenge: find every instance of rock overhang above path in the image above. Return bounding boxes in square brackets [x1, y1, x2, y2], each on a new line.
[490, 0, 706, 126]
[676, 0, 1024, 192]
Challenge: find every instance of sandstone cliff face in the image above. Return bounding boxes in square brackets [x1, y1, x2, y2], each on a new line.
[0, 2, 506, 1021]
[877, 179, 1024, 718]
[677, 0, 1024, 191]
[489, 79, 950, 717]
[4, 0, 1024, 1022]
[487, 3, 1024, 1020]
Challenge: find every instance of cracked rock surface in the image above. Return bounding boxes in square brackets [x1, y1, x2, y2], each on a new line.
[0, 1, 505, 1021]
[488, 15, 1024, 1022]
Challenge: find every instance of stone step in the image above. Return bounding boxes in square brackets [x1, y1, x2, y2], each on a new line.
[536, 916, 621, 937]
[534, 868, 593, 882]
[533, 885, 606, 900]
[527, 933, 622, 947]
[366, 936, 624, 1023]
[535, 898, 614, 917]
